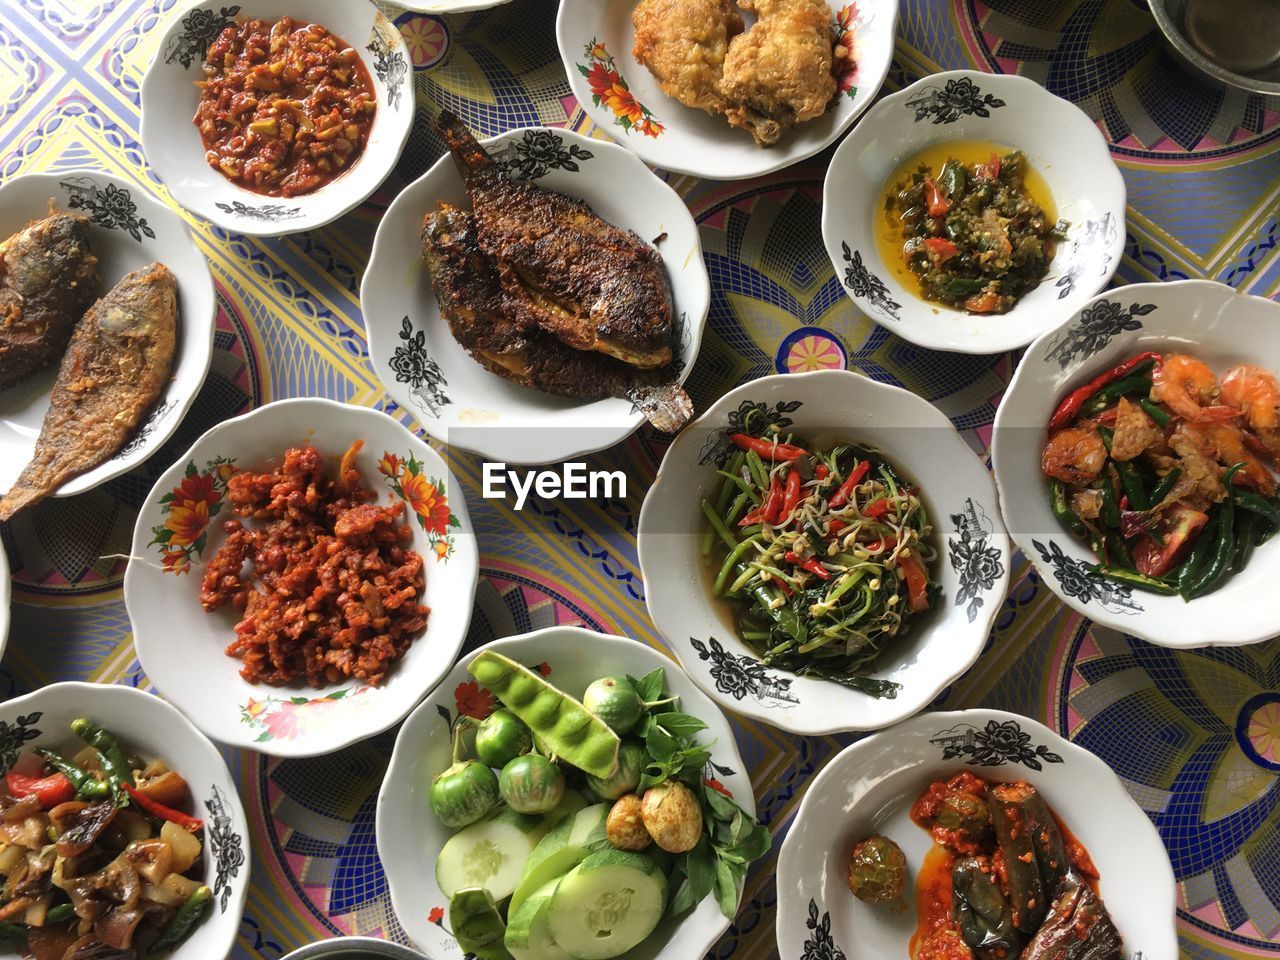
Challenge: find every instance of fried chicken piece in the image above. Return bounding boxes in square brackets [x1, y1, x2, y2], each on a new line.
[720, 0, 838, 146]
[631, 0, 743, 116]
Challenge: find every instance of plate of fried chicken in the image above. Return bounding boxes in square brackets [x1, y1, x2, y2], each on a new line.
[362, 113, 710, 464]
[0, 170, 214, 520]
[556, 0, 897, 180]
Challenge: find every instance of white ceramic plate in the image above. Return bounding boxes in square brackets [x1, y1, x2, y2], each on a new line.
[637, 369, 1010, 735]
[396, 0, 510, 11]
[125, 398, 479, 757]
[362, 125, 709, 464]
[775, 708, 1178, 959]
[376, 627, 754, 959]
[993, 279, 1280, 647]
[822, 69, 1126, 354]
[556, 0, 897, 180]
[141, 0, 414, 237]
[0, 681, 251, 960]
[0, 170, 214, 499]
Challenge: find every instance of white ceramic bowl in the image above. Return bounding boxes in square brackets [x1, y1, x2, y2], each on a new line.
[0, 681, 251, 960]
[396, 0, 510, 11]
[0, 541, 9, 663]
[125, 398, 479, 757]
[822, 69, 1126, 354]
[776, 707, 1177, 958]
[0, 170, 214, 500]
[637, 370, 1010, 735]
[141, 0, 414, 237]
[993, 279, 1280, 647]
[376, 627, 755, 958]
[556, 0, 897, 180]
[362, 125, 709, 464]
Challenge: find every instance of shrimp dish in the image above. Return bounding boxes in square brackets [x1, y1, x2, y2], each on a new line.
[1041, 351, 1280, 599]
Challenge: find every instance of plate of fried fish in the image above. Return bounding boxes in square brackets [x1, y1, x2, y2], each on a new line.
[555, 0, 897, 180]
[362, 114, 710, 464]
[0, 170, 214, 519]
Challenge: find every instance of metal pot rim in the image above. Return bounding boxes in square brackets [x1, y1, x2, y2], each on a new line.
[281, 936, 427, 960]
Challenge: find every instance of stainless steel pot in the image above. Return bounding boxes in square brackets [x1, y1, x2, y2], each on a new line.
[281, 937, 426, 960]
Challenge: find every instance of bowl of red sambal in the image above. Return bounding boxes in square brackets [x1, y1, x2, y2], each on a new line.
[142, 0, 413, 236]
[993, 279, 1280, 647]
[776, 708, 1176, 960]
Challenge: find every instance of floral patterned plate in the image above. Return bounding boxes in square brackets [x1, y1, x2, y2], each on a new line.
[141, 0, 413, 237]
[376, 626, 753, 958]
[993, 279, 1280, 647]
[0, 681, 252, 960]
[555, 0, 897, 180]
[124, 397, 479, 757]
[822, 69, 1125, 353]
[361, 125, 709, 464]
[775, 708, 1177, 959]
[0, 169, 214, 500]
[637, 369, 1010, 735]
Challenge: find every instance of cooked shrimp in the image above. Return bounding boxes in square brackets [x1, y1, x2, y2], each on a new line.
[1176, 421, 1276, 496]
[1042, 425, 1108, 485]
[1221, 363, 1280, 456]
[1150, 354, 1239, 423]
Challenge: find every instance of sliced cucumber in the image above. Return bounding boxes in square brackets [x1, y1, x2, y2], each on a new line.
[510, 804, 609, 918]
[547, 850, 668, 960]
[506, 879, 571, 960]
[543, 790, 588, 830]
[436, 806, 549, 900]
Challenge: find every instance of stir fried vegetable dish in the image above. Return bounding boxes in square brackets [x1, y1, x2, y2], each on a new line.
[426, 656, 770, 959]
[849, 772, 1121, 959]
[882, 145, 1065, 314]
[0, 720, 211, 959]
[701, 426, 940, 699]
[1042, 353, 1280, 599]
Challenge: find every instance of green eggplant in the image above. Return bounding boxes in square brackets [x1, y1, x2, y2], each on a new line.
[935, 789, 994, 850]
[1021, 874, 1123, 960]
[449, 887, 506, 953]
[950, 856, 1023, 959]
[987, 786, 1045, 934]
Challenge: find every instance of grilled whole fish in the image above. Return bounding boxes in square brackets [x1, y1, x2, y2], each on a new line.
[436, 111, 675, 369]
[424, 205, 692, 433]
[0, 211, 98, 389]
[0, 262, 177, 520]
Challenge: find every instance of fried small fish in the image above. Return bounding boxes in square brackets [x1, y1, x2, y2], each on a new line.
[436, 111, 674, 369]
[0, 211, 98, 389]
[424, 205, 692, 433]
[0, 262, 177, 520]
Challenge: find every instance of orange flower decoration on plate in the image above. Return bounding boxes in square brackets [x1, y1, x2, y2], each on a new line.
[577, 39, 664, 138]
[833, 3, 861, 96]
[379, 451, 459, 559]
[149, 456, 235, 575]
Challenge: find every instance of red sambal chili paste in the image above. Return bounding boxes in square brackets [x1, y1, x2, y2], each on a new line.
[195, 17, 377, 197]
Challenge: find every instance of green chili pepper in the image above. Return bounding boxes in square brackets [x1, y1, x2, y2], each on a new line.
[1091, 565, 1178, 596]
[1081, 371, 1153, 417]
[1104, 532, 1133, 571]
[1150, 468, 1182, 506]
[147, 886, 211, 957]
[1115, 461, 1150, 511]
[938, 158, 967, 200]
[1175, 513, 1218, 596]
[1184, 465, 1244, 599]
[45, 903, 75, 924]
[34, 748, 110, 800]
[1098, 426, 1114, 453]
[1233, 511, 1258, 573]
[70, 718, 134, 807]
[1048, 480, 1084, 536]
[0, 921, 24, 944]
[1232, 491, 1280, 529]
[1138, 397, 1171, 427]
[1097, 481, 1120, 531]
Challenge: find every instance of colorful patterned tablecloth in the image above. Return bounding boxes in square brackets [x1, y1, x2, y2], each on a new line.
[1, 0, 1278, 957]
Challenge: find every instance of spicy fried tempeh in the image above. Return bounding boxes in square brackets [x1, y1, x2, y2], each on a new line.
[423, 205, 692, 433]
[436, 111, 675, 369]
[0, 262, 177, 520]
[0, 211, 98, 389]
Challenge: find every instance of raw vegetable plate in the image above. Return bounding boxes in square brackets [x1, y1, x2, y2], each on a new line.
[822, 69, 1125, 353]
[0, 681, 250, 960]
[362, 124, 709, 464]
[555, 0, 897, 181]
[376, 626, 764, 959]
[638, 369, 1010, 736]
[0, 169, 214, 502]
[992, 279, 1280, 647]
[125, 398, 479, 757]
[775, 708, 1177, 958]
[141, 0, 414, 237]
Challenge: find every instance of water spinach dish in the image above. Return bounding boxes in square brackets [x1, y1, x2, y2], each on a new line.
[0, 719, 213, 959]
[847, 773, 1122, 959]
[427, 655, 769, 959]
[700, 428, 939, 699]
[880, 143, 1064, 314]
[1042, 353, 1280, 599]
